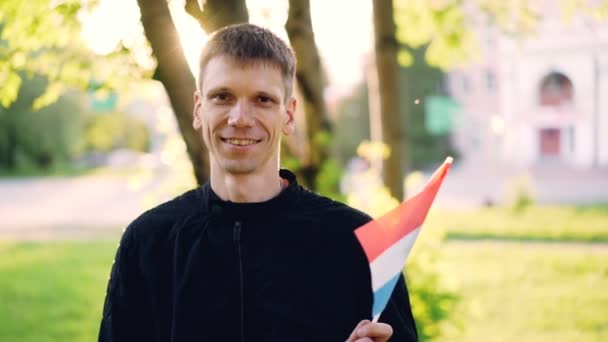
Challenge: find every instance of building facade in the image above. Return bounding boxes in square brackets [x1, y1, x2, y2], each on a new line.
[448, 9, 608, 168]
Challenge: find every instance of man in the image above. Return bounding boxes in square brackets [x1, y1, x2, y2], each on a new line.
[99, 24, 418, 342]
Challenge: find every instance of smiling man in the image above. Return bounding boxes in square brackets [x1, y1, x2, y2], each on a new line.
[99, 24, 418, 342]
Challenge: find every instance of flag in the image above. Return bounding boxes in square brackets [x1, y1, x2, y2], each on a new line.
[354, 157, 453, 321]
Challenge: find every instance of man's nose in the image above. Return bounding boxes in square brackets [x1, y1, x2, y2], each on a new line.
[227, 100, 254, 127]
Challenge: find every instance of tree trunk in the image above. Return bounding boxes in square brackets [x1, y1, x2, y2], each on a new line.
[185, 0, 248, 33]
[285, 0, 332, 189]
[372, 0, 408, 201]
[137, 0, 209, 184]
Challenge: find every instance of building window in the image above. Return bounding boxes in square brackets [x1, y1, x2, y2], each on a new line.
[485, 70, 496, 93]
[539, 72, 574, 106]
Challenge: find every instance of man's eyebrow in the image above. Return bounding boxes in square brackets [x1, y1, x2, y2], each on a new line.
[256, 90, 280, 99]
[205, 87, 231, 95]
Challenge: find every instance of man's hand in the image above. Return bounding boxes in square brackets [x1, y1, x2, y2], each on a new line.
[346, 319, 393, 342]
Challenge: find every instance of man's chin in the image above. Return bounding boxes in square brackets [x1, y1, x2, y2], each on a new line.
[219, 161, 258, 175]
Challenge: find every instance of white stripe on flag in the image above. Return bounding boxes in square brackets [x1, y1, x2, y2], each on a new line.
[369, 226, 421, 292]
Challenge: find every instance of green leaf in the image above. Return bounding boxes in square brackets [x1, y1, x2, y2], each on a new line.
[0, 71, 22, 108]
[313, 129, 332, 147]
[397, 49, 414, 67]
[32, 82, 64, 111]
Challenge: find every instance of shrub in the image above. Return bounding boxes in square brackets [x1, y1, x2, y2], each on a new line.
[345, 142, 458, 340]
[84, 112, 150, 153]
[0, 75, 86, 172]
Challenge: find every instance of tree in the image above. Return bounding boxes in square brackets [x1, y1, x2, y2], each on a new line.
[138, 0, 333, 190]
[0, 0, 83, 109]
[136, 0, 245, 185]
[0, 0, 144, 110]
[394, 0, 608, 69]
[334, 46, 454, 170]
[0, 0, 147, 173]
[1, 0, 248, 184]
[0, 75, 87, 171]
[5, 0, 604, 187]
[184, 0, 249, 33]
[285, 0, 333, 189]
[371, 0, 408, 201]
[367, 0, 608, 200]
[174, 0, 338, 191]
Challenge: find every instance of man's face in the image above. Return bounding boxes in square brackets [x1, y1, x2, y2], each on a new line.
[193, 56, 295, 176]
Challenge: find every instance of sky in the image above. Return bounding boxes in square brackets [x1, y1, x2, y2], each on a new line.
[79, 0, 373, 99]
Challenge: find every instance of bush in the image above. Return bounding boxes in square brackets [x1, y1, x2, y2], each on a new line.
[507, 174, 535, 213]
[405, 226, 459, 341]
[84, 112, 150, 153]
[345, 142, 458, 340]
[0, 75, 86, 172]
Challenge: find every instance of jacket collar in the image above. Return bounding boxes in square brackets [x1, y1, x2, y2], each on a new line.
[202, 169, 299, 221]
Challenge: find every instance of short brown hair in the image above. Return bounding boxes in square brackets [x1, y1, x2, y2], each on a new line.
[198, 24, 296, 99]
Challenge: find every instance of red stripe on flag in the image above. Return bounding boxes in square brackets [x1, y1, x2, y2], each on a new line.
[355, 159, 452, 263]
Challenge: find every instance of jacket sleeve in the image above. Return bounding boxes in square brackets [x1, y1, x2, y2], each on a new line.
[98, 226, 154, 342]
[379, 274, 419, 341]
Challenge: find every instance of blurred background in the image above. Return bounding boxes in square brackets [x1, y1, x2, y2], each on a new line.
[1, 0, 607, 341]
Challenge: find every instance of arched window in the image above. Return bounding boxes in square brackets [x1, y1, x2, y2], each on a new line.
[539, 72, 573, 106]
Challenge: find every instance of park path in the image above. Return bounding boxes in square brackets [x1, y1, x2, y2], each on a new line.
[0, 168, 176, 241]
[1, 159, 607, 241]
[433, 158, 608, 208]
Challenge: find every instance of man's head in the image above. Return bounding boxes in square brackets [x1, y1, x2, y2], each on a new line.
[193, 24, 297, 178]
[197, 24, 296, 100]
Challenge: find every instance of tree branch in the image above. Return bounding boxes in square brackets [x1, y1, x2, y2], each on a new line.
[184, 0, 205, 30]
[185, 0, 248, 33]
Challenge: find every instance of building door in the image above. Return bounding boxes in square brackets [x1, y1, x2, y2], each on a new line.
[539, 128, 561, 157]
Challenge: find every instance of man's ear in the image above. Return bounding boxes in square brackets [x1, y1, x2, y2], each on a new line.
[282, 97, 296, 135]
[193, 91, 202, 130]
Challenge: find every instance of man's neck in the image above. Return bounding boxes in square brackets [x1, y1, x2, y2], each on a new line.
[210, 169, 284, 203]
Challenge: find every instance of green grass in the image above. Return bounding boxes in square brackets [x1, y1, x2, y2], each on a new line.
[0, 241, 116, 342]
[426, 205, 608, 242]
[1, 203, 607, 341]
[0, 164, 95, 178]
[435, 241, 608, 342]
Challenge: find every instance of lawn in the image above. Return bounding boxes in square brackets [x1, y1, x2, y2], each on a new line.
[0, 241, 116, 342]
[1, 204, 607, 341]
[2, 240, 607, 342]
[427, 205, 608, 242]
[435, 241, 608, 342]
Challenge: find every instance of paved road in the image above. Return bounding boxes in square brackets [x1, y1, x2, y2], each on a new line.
[1, 161, 607, 240]
[0, 169, 178, 240]
[433, 159, 608, 208]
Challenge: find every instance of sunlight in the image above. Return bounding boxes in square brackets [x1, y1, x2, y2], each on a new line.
[80, 0, 207, 75]
[311, 0, 373, 97]
[168, 1, 208, 75]
[78, 0, 373, 96]
[247, 0, 290, 40]
[79, 0, 141, 55]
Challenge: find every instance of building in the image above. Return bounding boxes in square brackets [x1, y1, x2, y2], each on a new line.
[448, 7, 608, 168]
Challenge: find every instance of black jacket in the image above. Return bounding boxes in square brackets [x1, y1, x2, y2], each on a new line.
[99, 170, 418, 341]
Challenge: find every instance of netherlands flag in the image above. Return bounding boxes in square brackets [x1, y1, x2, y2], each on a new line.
[354, 157, 453, 321]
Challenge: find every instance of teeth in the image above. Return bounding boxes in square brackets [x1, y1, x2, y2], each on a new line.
[226, 139, 257, 146]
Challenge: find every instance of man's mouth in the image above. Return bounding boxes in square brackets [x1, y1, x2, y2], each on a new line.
[222, 138, 260, 146]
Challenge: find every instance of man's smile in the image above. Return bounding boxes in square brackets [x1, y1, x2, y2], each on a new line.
[221, 138, 262, 146]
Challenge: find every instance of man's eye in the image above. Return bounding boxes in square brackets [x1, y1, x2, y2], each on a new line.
[258, 96, 273, 104]
[212, 93, 231, 102]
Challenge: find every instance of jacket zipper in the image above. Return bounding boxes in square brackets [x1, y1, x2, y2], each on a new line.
[233, 221, 245, 342]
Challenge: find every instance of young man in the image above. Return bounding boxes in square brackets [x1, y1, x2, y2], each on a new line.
[99, 24, 418, 342]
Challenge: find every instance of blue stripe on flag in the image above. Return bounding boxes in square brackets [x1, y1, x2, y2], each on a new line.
[371, 273, 401, 318]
